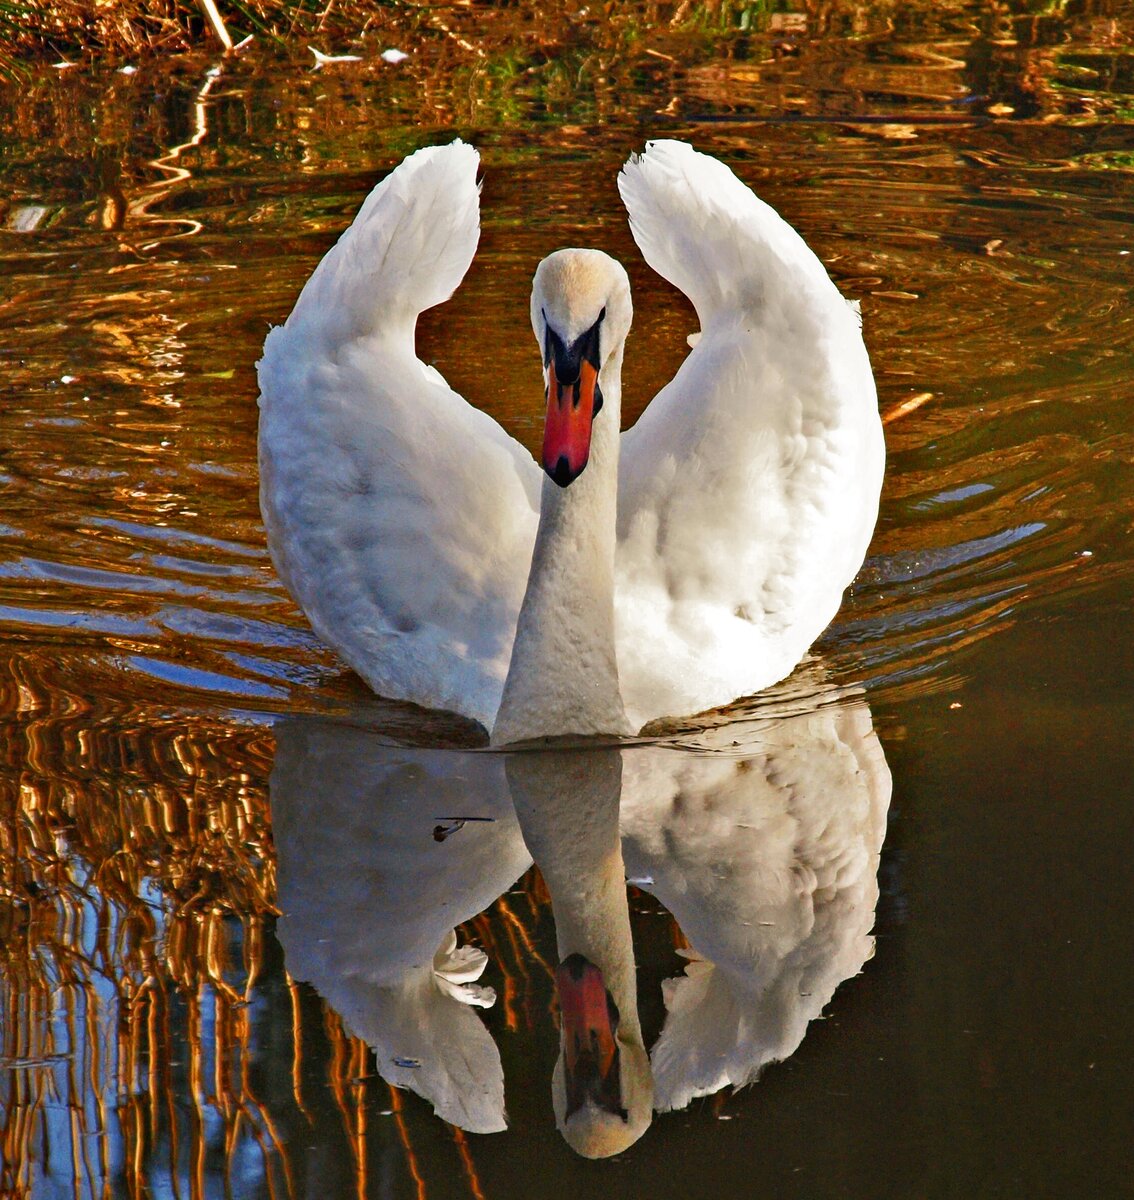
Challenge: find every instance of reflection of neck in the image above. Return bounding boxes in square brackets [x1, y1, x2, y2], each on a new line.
[508, 749, 638, 1030]
[492, 354, 630, 745]
[506, 747, 652, 1157]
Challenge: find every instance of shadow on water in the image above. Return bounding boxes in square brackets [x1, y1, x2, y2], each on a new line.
[2, 1, 1134, 1196]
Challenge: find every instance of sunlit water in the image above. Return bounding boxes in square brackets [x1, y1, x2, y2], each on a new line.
[2, 3, 1133, 1196]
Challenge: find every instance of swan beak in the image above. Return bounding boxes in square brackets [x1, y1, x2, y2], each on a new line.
[543, 358, 600, 488]
[557, 953, 627, 1121]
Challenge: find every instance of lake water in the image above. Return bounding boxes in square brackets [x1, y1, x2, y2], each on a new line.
[2, 2, 1133, 1196]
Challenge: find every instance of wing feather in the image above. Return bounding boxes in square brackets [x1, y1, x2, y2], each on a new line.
[258, 141, 539, 727]
[615, 141, 884, 727]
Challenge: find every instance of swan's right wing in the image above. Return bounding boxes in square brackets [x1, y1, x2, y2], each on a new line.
[614, 142, 883, 729]
[258, 142, 540, 727]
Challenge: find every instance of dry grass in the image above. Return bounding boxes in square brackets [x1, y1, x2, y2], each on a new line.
[2, 1, 797, 73]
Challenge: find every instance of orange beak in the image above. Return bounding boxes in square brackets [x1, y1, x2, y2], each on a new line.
[543, 358, 600, 488]
[557, 954, 626, 1120]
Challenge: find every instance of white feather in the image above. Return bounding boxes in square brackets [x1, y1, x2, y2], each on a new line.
[258, 142, 539, 727]
[614, 141, 884, 727]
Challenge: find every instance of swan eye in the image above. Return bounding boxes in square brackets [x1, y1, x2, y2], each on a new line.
[543, 308, 605, 381]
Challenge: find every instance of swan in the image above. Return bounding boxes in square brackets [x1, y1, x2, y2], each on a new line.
[258, 140, 883, 743]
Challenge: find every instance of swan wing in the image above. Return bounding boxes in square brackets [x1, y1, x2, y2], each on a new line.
[258, 142, 540, 727]
[615, 141, 884, 728]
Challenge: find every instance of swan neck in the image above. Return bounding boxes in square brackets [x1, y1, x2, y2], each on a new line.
[492, 358, 628, 744]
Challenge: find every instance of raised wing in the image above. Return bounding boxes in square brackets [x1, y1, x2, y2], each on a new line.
[614, 141, 884, 728]
[258, 142, 540, 727]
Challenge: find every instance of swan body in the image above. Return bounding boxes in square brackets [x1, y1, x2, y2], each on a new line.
[258, 140, 883, 741]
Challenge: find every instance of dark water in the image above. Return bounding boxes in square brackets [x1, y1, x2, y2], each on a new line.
[2, 3, 1133, 1196]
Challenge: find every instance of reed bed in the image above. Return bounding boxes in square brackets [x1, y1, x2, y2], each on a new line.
[2, 1, 877, 76]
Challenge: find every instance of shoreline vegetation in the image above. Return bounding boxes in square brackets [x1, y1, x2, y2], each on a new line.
[6, 0, 741, 69]
[0, 2, 1128, 159]
[5, 0, 738, 82]
[2, 1, 1125, 69]
[2, 0, 402, 59]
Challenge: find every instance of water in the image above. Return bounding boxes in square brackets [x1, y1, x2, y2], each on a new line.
[2, 2, 1133, 1195]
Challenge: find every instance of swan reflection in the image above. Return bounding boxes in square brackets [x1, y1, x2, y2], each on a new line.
[270, 692, 891, 1158]
[271, 721, 530, 1134]
[621, 701, 891, 1112]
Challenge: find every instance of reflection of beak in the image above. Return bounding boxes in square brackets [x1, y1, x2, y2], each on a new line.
[543, 359, 600, 488]
[557, 953, 627, 1121]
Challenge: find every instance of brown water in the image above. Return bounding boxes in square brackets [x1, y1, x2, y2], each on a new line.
[2, 2, 1133, 1196]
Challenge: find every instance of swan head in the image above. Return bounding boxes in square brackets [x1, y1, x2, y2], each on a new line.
[552, 952, 653, 1158]
[531, 249, 632, 489]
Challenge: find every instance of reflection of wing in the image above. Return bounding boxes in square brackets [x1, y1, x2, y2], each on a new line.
[614, 142, 884, 726]
[258, 142, 539, 728]
[270, 718, 531, 1133]
[620, 697, 891, 1111]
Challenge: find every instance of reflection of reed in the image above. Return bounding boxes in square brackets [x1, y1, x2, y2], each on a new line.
[1, 653, 568, 1199]
[0, 655, 287, 1199]
[126, 63, 221, 248]
[1, 901, 289, 1200]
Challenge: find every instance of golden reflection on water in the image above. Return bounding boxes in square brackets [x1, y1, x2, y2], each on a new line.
[1, 657, 278, 1198]
[0, 651, 577, 1197]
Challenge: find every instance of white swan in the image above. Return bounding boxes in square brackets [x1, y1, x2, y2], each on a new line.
[258, 140, 883, 743]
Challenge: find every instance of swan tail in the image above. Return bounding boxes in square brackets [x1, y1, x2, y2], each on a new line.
[280, 139, 481, 347]
[617, 139, 840, 330]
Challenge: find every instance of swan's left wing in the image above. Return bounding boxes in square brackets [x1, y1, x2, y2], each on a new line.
[614, 142, 884, 728]
[258, 142, 540, 727]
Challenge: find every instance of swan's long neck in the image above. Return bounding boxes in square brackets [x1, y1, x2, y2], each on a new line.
[491, 347, 630, 745]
